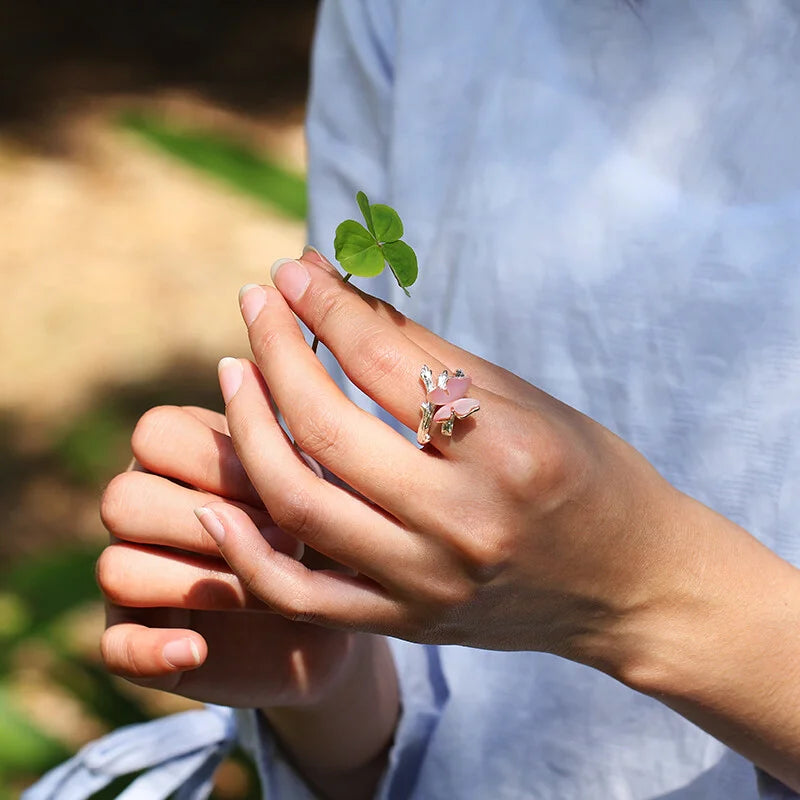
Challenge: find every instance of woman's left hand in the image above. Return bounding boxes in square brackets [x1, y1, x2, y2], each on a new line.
[205, 250, 763, 678]
[194, 249, 800, 790]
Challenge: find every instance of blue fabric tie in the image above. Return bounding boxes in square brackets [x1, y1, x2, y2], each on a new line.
[22, 704, 237, 800]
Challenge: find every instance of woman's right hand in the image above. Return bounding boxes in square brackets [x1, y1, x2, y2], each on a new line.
[97, 405, 398, 797]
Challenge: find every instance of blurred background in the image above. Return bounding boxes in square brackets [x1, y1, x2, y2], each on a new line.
[0, 2, 318, 796]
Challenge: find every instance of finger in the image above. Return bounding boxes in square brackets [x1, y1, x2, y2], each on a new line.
[299, 250, 535, 406]
[261, 259, 491, 452]
[181, 405, 229, 435]
[101, 469, 300, 558]
[300, 244, 341, 276]
[196, 411, 426, 586]
[197, 500, 408, 634]
[263, 259, 448, 432]
[103, 607, 354, 706]
[97, 542, 273, 610]
[131, 405, 260, 505]
[105, 602, 188, 631]
[101, 622, 207, 680]
[234, 283, 452, 515]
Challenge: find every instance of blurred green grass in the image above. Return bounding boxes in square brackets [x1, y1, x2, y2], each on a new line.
[3, 110, 306, 796]
[119, 111, 307, 220]
[0, 688, 70, 786]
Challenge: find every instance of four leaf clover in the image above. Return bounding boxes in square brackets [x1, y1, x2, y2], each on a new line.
[334, 191, 418, 296]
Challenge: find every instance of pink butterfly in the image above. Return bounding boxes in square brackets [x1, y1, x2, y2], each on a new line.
[417, 366, 480, 444]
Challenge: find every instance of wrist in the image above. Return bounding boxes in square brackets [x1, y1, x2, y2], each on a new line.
[612, 493, 800, 790]
[261, 633, 399, 799]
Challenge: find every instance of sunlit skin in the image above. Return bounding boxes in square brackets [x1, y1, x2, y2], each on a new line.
[98, 407, 398, 800]
[99, 249, 800, 795]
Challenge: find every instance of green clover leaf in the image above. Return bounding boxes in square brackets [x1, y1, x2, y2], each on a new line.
[334, 192, 418, 295]
[370, 204, 403, 242]
[333, 220, 385, 276]
[356, 191, 376, 237]
[382, 240, 418, 291]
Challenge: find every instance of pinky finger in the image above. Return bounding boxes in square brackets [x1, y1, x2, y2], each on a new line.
[196, 501, 405, 634]
[101, 623, 207, 683]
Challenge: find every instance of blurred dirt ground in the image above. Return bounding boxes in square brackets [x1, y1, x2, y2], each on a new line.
[0, 99, 306, 796]
[0, 3, 318, 795]
[1, 97, 306, 552]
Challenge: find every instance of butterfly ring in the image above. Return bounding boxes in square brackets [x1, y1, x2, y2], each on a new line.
[417, 365, 480, 445]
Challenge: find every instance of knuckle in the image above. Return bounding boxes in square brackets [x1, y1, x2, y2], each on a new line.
[123, 635, 145, 677]
[252, 324, 284, 362]
[99, 628, 120, 672]
[457, 532, 513, 584]
[101, 628, 181, 689]
[420, 575, 475, 610]
[270, 488, 315, 540]
[497, 442, 540, 497]
[238, 565, 315, 623]
[100, 627, 135, 676]
[350, 326, 404, 393]
[95, 546, 126, 603]
[531, 432, 572, 499]
[284, 602, 317, 626]
[275, 590, 317, 625]
[313, 284, 351, 335]
[232, 408, 261, 452]
[100, 472, 133, 532]
[291, 402, 342, 462]
[399, 605, 450, 643]
[130, 405, 179, 461]
[498, 428, 568, 501]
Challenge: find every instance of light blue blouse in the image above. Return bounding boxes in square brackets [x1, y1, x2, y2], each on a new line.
[25, 1, 800, 797]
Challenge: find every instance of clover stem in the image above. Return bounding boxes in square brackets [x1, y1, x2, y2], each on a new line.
[311, 272, 352, 354]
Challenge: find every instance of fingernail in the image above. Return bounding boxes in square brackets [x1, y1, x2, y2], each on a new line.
[271, 258, 310, 303]
[302, 245, 339, 275]
[239, 283, 266, 326]
[163, 638, 201, 669]
[194, 506, 226, 546]
[217, 357, 243, 404]
[298, 449, 324, 479]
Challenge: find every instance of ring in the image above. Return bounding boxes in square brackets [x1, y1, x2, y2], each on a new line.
[417, 365, 480, 444]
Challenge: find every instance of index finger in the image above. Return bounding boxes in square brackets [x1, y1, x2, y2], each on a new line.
[305, 249, 538, 409]
[266, 257, 486, 446]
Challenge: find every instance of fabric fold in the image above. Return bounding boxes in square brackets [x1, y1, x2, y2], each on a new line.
[22, 705, 237, 800]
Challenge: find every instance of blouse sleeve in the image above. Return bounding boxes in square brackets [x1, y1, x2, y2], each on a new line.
[239, 640, 448, 799]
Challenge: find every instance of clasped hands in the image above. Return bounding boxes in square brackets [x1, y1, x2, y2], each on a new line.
[98, 248, 731, 703]
[94, 247, 800, 793]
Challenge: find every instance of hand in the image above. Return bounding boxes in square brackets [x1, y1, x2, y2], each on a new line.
[207, 251, 751, 670]
[98, 404, 386, 708]
[98, 405, 399, 798]
[205, 250, 800, 792]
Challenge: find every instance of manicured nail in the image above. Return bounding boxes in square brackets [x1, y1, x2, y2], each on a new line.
[271, 258, 310, 302]
[239, 283, 266, 326]
[217, 357, 243, 404]
[194, 506, 226, 546]
[163, 638, 201, 669]
[302, 245, 339, 275]
[298, 449, 324, 479]
[292, 539, 306, 560]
